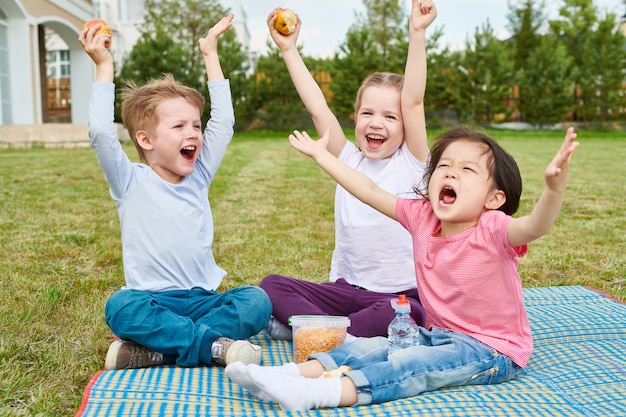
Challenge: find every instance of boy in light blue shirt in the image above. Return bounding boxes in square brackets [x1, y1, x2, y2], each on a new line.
[79, 14, 271, 370]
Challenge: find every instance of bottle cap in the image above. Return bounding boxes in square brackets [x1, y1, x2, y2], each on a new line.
[391, 294, 411, 312]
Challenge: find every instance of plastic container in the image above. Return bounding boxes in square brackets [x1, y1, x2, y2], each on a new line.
[289, 315, 351, 363]
[387, 294, 420, 356]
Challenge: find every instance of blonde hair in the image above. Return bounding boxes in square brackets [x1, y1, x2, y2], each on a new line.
[120, 73, 204, 162]
[353, 72, 404, 117]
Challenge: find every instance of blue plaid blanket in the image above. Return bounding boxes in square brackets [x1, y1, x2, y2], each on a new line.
[76, 286, 626, 416]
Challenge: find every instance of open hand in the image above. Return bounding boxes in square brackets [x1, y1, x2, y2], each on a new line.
[199, 14, 233, 55]
[288, 129, 331, 160]
[544, 127, 579, 191]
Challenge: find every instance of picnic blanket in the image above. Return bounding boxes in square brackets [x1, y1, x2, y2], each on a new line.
[75, 286, 626, 416]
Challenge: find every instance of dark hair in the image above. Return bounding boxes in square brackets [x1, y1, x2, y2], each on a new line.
[417, 125, 522, 215]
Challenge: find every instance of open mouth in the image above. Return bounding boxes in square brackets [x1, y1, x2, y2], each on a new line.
[366, 134, 386, 144]
[180, 145, 196, 161]
[439, 186, 457, 205]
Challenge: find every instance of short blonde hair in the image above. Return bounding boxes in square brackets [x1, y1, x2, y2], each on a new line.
[353, 72, 404, 117]
[120, 73, 204, 162]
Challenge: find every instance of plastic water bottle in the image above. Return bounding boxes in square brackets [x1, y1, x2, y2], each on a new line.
[387, 294, 420, 356]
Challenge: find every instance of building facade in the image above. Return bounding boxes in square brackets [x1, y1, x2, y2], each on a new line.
[1, 0, 96, 125]
[0, 0, 251, 126]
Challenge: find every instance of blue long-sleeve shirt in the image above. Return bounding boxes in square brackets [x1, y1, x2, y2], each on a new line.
[88, 79, 234, 291]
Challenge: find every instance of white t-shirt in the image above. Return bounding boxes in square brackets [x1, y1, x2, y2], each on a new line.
[329, 141, 428, 293]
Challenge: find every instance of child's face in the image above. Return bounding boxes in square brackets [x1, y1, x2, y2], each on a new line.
[354, 85, 404, 160]
[428, 140, 503, 236]
[147, 97, 203, 183]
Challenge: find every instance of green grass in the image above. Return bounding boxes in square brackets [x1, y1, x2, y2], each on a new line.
[1, 129, 624, 416]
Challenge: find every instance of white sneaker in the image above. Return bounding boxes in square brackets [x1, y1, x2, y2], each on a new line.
[212, 337, 262, 366]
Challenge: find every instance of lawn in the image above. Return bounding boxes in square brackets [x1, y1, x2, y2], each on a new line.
[0, 128, 624, 416]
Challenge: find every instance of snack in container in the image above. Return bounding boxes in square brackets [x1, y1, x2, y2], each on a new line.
[289, 315, 350, 363]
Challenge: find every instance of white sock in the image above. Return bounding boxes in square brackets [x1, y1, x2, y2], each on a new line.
[225, 361, 300, 401]
[248, 365, 342, 411]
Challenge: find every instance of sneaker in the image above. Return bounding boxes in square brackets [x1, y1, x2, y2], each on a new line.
[266, 316, 293, 341]
[105, 340, 165, 370]
[212, 337, 262, 366]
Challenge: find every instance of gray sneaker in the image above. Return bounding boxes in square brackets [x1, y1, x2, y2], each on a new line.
[105, 340, 165, 370]
[266, 316, 293, 341]
[212, 337, 262, 366]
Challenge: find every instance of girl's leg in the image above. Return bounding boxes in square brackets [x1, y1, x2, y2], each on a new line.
[260, 275, 422, 337]
[324, 328, 519, 405]
[225, 361, 302, 400]
[229, 330, 518, 410]
[259, 275, 362, 326]
[348, 287, 424, 336]
[245, 363, 345, 411]
[227, 359, 358, 410]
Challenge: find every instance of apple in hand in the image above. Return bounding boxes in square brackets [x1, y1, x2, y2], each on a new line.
[274, 8, 297, 36]
[83, 19, 112, 48]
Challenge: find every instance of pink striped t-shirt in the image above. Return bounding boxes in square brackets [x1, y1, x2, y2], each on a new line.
[396, 198, 533, 367]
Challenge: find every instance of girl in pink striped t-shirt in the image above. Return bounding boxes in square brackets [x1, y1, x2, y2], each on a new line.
[226, 125, 578, 411]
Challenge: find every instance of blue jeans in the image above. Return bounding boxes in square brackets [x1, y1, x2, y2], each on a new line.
[104, 286, 271, 367]
[311, 327, 520, 405]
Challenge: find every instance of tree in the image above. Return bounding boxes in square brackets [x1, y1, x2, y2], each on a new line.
[248, 44, 308, 131]
[507, 0, 546, 71]
[330, 0, 409, 123]
[458, 22, 515, 125]
[420, 30, 464, 127]
[589, 9, 626, 124]
[330, 27, 383, 123]
[516, 35, 574, 128]
[358, 0, 407, 65]
[548, 0, 626, 125]
[506, 0, 547, 123]
[117, 0, 248, 125]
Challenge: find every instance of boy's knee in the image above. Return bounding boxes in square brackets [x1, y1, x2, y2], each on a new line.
[237, 285, 272, 318]
[105, 290, 131, 315]
[104, 289, 145, 323]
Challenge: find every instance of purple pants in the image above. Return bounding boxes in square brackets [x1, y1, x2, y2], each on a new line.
[259, 274, 424, 338]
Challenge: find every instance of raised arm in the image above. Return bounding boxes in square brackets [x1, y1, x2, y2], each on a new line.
[198, 14, 234, 81]
[289, 130, 398, 219]
[268, 9, 346, 157]
[401, 0, 436, 164]
[507, 127, 579, 247]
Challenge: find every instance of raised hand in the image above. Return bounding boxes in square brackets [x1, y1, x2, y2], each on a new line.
[544, 127, 579, 191]
[267, 8, 301, 51]
[79, 22, 113, 66]
[410, 0, 437, 32]
[199, 14, 234, 56]
[288, 129, 331, 160]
